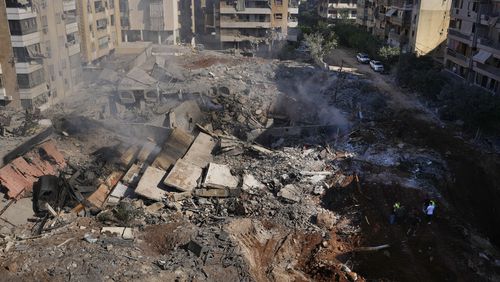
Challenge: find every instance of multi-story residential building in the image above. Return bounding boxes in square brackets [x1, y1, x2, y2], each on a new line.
[206, 0, 300, 50]
[77, 0, 121, 64]
[357, 0, 451, 56]
[0, 0, 19, 107]
[3, 0, 83, 109]
[119, 0, 195, 44]
[444, 0, 500, 93]
[318, 0, 357, 20]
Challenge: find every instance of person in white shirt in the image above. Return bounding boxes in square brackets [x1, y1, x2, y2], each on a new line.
[423, 200, 436, 224]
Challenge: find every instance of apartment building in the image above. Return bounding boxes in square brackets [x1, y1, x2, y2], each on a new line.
[444, 0, 500, 94]
[77, 0, 121, 64]
[207, 0, 300, 49]
[357, 0, 451, 56]
[0, 0, 19, 108]
[318, 0, 357, 20]
[3, 0, 83, 109]
[119, 0, 195, 45]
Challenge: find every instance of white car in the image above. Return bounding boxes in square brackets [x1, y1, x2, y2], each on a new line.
[369, 60, 384, 72]
[356, 53, 370, 64]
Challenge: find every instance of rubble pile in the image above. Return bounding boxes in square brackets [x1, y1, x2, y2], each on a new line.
[0, 46, 499, 281]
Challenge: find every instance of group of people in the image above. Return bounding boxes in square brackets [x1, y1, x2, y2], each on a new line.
[389, 199, 437, 226]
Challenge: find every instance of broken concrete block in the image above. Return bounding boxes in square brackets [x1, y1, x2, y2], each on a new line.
[183, 132, 216, 167]
[145, 202, 165, 214]
[242, 174, 264, 193]
[107, 182, 130, 205]
[164, 159, 203, 192]
[194, 188, 230, 198]
[165, 100, 204, 132]
[122, 164, 141, 185]
[153, 129, 194, 170]
[203, 163, 239, 190]
[101, 227, 134, 240]
[137, 141, 157, 163]
[185, 240, 207, 257]
[135, 166, 167, 201]
[277, 184, 301, 203]
[170, 191, 192, 202]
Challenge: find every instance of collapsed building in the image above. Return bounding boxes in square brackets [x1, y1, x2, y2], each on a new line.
[0, 43, 499, 281]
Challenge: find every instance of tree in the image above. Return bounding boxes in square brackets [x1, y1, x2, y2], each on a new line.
[378, 46, 400, 64]
[304, 32, 338, 68]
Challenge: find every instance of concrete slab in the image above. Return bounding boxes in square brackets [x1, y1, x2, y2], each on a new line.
[164, 159, 203, 192]
[203, 163, 239, 190]
[242, 174, 265, 192]
[135, 166, 167, 201]
[122, 164, 141, 185]
[0, 198, 34, 227]
[153, 129, 194, 170]
[277, 184, 301, 203]
[137, 141, 157, 163]
[183, 132, 217, 167]
[165, 100, 204, 132]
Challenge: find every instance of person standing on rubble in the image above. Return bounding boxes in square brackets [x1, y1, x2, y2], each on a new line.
[423, 199, 436, 224]
[389, 202, 403, 224]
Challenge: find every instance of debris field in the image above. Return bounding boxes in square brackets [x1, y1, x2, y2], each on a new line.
[0, 45, 499, 281]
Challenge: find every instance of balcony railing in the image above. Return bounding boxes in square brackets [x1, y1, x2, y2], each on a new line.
[446, 48, 468, 62]
[448, 28, 472, 42]
[475, 62, 500, 79]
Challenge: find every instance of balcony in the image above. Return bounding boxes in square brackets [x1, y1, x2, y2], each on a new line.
[67, 43, 80, 56]
[220, 21, 271, 28]
[11, 32, 40, 48]
[447, 28, 473, 44]
[19, 83, 48, 100]
[477, 37, 500, 56]
[14, 61, 43, 74]
[220, 7, 271, 14]
[288, 7, 299, 14]
[66, 22, 78, 34]
[288, 21, 298, 28]
[63, 0, 76, 11]
[6, 6, 36, 20]
[445, 48, 469, 67]
[474, 62, 500, 81]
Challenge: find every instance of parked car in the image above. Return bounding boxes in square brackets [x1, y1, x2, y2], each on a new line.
[356, 53, 370, 64]
[369, 60, 385, 72]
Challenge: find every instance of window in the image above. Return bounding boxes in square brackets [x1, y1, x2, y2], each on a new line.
[96, 18, 108, 30]
[275, 0, 283, 5]
[8, 18, 38, 35]
[0, 75, 3, 88]
[56, 13, 61, 24]
[275, 13, 283, 20]
[110, 15, 115, 26]
[66, 33, 76, 45]
[98, 36, 109, 49]
[17, 69, 45, 89]
[94, 1, 105, 13]
[12, 44, 42, 62]
[41, 16, 48, 27]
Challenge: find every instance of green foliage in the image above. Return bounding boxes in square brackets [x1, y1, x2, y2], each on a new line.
[378, 46, 400, 64]
[332, 23, 382, 59]
[304, 32, 338, 64]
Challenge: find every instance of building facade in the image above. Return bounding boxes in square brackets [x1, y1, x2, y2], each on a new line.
[206, 0, 299, 49]
[357, 0, 451, 56]
[3, 0, 83, 109]
[444, 0, 500, 94]
[77, 0, 121, 64]
[318, 0, 357, 20]
[0, 0, 20, 108]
